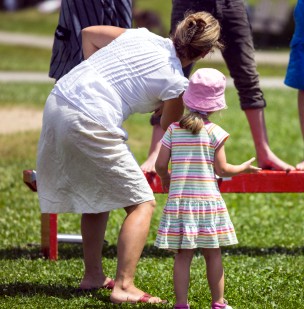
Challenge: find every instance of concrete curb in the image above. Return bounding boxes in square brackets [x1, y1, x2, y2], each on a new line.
[0, 71, 291, 89]
[0, 31, 53, 49]
[0, 31, 291, 88]
[0, 31, 290, 65]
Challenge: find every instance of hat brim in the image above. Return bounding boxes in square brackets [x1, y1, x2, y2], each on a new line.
[183, 94, 227, 112]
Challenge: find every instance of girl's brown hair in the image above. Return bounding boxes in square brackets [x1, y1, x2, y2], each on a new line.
[172, 11, 223, 61]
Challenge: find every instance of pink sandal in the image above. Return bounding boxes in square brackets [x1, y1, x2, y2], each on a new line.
[211, 299, 233, 309]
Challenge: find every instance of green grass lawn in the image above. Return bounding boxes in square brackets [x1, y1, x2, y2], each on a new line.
[0, 3, 303, 308]
[0, 83, 303, 308]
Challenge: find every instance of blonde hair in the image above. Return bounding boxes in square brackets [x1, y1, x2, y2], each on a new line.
[172, 11, 223, 61]
[179, 111, 206, 134]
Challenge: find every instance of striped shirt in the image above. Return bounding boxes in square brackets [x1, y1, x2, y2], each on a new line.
[49, 0, 132, 80]
[162, 121, 229, 200]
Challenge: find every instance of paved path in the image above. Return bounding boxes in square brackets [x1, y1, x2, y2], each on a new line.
[0, 107, 43, 134]
[0, 30, 291, 89]
[0, 71, 290, 89]
[0, 31, 53, 49]
[0, 30, 290, 64]
[0, 30, 292, 134]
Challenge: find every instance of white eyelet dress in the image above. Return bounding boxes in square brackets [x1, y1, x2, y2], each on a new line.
[36, 28, 188, 214]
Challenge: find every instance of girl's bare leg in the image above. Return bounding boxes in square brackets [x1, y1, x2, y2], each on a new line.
[174, 249, 194, 305]
[201, 248, 225, 304]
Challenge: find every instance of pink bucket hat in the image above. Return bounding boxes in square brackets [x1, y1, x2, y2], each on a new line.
[183, 68, 227, 113]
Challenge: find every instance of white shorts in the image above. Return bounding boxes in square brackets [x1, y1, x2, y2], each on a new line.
[36, 93, 154, 213]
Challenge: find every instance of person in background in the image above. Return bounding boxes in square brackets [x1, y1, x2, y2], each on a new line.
[154, 68, 261, 309]
[36, 12, 223, 304]
[284, 0, 304, 170]
[141, 0, 295, 173]
[48, 0, 132, 81]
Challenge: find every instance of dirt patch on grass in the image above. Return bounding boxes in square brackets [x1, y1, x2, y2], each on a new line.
[0, 107, 43, 134]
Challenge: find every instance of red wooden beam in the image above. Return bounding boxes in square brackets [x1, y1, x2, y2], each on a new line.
[24, 169, 304, 194]
[217, 170, 304, 193]
[41, 213, 58, 260]
[144, 171, 304, 193]
[23, 169, 37, 192]
[23, 169, 304, 261]
[23, 170, 58, 260]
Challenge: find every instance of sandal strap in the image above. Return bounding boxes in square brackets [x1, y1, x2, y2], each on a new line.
[212, 302, 227, 308]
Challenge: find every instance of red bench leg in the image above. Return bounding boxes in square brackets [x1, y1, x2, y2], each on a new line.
[41, 213, 58, 260]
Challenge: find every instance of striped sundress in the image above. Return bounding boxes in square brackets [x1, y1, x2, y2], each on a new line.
[155, 121, 238, 251]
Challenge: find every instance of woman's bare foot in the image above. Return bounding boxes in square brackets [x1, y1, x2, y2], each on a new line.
[257, 151, 295, 171]
[79, 275, 114, 290]
[296, 161, 304, 170]
[110, 284, 166, 304]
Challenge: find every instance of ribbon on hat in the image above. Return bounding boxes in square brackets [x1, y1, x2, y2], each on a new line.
[189, 108, 208, 116]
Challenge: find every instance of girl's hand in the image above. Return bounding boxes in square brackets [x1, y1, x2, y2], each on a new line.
[241, 157, 262, 174]
[160, 174, 171, 193]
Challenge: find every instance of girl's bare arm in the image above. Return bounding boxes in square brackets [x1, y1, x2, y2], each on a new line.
[214, 142, 261, 177]
[155, 145, 171, 192]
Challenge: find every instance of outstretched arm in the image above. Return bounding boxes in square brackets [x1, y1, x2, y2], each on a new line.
[82, 25, 126, 60]
[214, 142, 261, 177]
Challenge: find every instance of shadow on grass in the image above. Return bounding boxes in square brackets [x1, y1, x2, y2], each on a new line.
[0, 243, 304, 260]
[0, 243, 174, 260]
[0, 282, 172, 308]
[223, 246, 304, 256]
[0, 282, 109, 300]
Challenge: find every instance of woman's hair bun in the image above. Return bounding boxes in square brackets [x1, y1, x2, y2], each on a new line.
[172, 11, 222, 61]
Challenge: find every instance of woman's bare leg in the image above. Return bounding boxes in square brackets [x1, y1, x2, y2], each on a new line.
[110, 200, 165, 303]
[80, 212, 112, 289]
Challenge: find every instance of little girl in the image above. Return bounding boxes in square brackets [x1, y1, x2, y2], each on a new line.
[154, 68, 261, 309]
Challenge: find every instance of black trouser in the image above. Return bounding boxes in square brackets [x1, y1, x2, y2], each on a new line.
[49, 0, 132, 80]
[171, 0, 266, 110]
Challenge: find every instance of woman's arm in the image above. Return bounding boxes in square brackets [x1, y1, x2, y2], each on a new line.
[214, 142, 261, 177]
[160, 93, 184, 130]
[81, 25, 126, 60]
